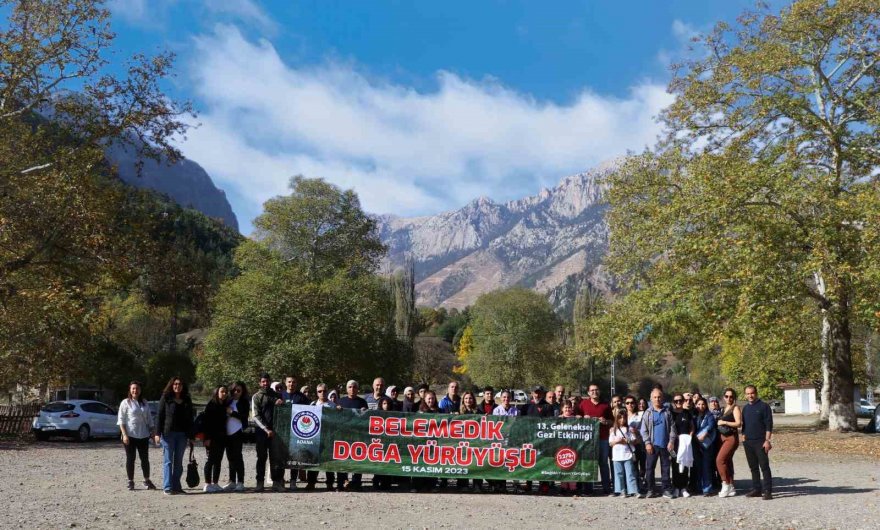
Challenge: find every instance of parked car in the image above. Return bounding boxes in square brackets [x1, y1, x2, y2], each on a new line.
[857, 398, 876, 417]
[493, 389, 528, 404]
[32, 400, 120, 442]
[769, 400, 784, 413]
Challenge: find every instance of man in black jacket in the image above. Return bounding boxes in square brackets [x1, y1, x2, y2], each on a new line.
[281, 375, 309, 491]
[252, 373, 284, 492]
[523, 386, 554, 494]
[742, 385, 773, 500]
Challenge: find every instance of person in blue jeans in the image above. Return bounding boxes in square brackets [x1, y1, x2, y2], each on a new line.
[609, 411, 641, 497]
[639, 388, 678, 498]
[693, 397, 718, 496]
[156, 377, 195, 495]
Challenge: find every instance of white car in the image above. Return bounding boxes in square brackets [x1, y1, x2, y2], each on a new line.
[857, 398, 876, 417]
[32, 400, 121, 442]
[493, 389, 528, 404]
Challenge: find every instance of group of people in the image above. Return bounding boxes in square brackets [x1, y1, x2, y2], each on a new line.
[115, 374, 774, 500]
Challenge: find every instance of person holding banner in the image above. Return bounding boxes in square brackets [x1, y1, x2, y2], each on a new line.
[305, 383, 336, 491]
[337, 380, 369, 492]
[411, 390, 441, 493]
[282, 376, 309, 491]
[579, 384, 613, 495]
[523, 386, 554, 494]
[252, 373, 284, 493]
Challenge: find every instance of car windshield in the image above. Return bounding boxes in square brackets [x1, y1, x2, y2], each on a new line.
[41, 402, 75, 412]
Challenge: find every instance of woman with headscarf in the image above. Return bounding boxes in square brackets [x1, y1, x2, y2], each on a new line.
[401, 386, 417, 412]
[385, 385, 401, 411]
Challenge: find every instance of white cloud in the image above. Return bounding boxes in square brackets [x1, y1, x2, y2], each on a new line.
[182, 25, 674, 234]
[659, 19, 704, 67]
[203, 0, 277, 34]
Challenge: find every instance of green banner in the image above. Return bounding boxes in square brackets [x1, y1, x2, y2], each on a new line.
[273, 405, 599, 481]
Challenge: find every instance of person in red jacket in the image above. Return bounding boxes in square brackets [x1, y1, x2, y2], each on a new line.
[578, 383, 613, 495]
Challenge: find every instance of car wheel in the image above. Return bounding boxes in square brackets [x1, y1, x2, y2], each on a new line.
[77, 424, 90, 443]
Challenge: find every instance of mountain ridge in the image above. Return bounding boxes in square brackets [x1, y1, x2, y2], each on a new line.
[376, 160, 618, 310]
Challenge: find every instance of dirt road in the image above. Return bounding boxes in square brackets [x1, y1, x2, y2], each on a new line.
[1, 437, 877, 529]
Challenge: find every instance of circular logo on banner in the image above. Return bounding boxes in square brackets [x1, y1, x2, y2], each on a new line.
[555, 447, 578, 470]
[291, 410, 321, 439]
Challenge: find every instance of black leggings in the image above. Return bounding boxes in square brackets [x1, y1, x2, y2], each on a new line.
[204, 437, 227, 484]
[226, 430, 245, 483]
[124, 437, 150, 481]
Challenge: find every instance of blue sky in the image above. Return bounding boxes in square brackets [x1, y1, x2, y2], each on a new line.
[106, 0, 771, 234]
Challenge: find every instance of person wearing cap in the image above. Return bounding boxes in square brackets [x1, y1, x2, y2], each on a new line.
[337, 380, 369, 491]
[523, 386, 554, 494]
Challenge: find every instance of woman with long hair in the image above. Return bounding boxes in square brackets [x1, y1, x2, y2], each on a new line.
[157, 376, 195, 495]
[716, 388, 742, 498]
[117, 381, 158, 490]
[694, 397, 718, 497]
[412, 391, 441, 492]
[223, 381, 249, 492]
[202, 385, 229, 493]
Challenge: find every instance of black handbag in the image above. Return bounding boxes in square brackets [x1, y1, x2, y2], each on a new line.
[186, 444, 200, 488]
[718, 424, 733, 436]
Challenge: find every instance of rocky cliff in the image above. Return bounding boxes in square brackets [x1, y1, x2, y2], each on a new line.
[376, 160, 617, 310]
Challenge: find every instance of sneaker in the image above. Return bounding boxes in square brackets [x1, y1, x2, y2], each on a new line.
[255, 481, 265, 493]
[222, 482, 236, 492]
[288, 482, 298, 492]
[638, 492, 646, 499]
[609, 492, 619, 497]
[143, 479, 157, 490]
[128, 480, 135, 491]
[681, 489, 690, 498]
[234, 482, 245, 492]
[203, 484, 213, 493]
[662, 490, 673, 499]
[163, 489, 174, 495]
[727, 487, 737, 497]
[647, 491, 660, 498]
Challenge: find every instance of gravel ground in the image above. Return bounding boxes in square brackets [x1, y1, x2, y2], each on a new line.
[0, 436, 877, 530]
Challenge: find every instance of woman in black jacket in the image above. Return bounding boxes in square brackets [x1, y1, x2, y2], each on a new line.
[202, 385, 229, 493]
[157, 376, 195, 495]
[223, 381, 250, 492]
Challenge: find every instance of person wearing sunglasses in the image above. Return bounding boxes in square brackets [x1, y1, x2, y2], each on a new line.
[624, 395, 646, 492]
[715, 388, 742, 498]
[670, 394, 696, 498]
[306, 383, 336, 491]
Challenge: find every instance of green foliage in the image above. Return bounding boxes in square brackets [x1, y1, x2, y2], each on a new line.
[467, 287, 563, 388]
[603, 0, 880, 430]
[203, 179, 410, 388]
[145, 351, 196, 399]
[438, 311, 469, 343]
[254, 176, 385, 279]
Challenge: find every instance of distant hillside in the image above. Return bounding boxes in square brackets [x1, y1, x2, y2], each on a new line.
[106, 142, 239, 232]
[376, 160, 618, 311]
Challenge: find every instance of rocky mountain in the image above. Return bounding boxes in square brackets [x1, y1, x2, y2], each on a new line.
[106, 143, 239, 231]
[376, 160, 618, 312]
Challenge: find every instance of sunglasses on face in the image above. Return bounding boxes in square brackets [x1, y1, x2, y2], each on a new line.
[625, 401, 635, 405]
[673, 399, 683, 403]
[724, 395, 734, 398]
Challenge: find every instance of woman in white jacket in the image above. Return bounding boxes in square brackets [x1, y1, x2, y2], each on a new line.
[117, 381, 158, 490]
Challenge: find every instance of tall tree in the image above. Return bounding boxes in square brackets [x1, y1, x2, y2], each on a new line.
[254, 176, 385, 280]
[606, 0, 880, 430]
[0, 0, 191, 389]
[467, 287, 562, 388]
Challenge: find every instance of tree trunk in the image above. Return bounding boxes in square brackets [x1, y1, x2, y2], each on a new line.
[825, 308, 857, 432]
[814, 272, 831, 421]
